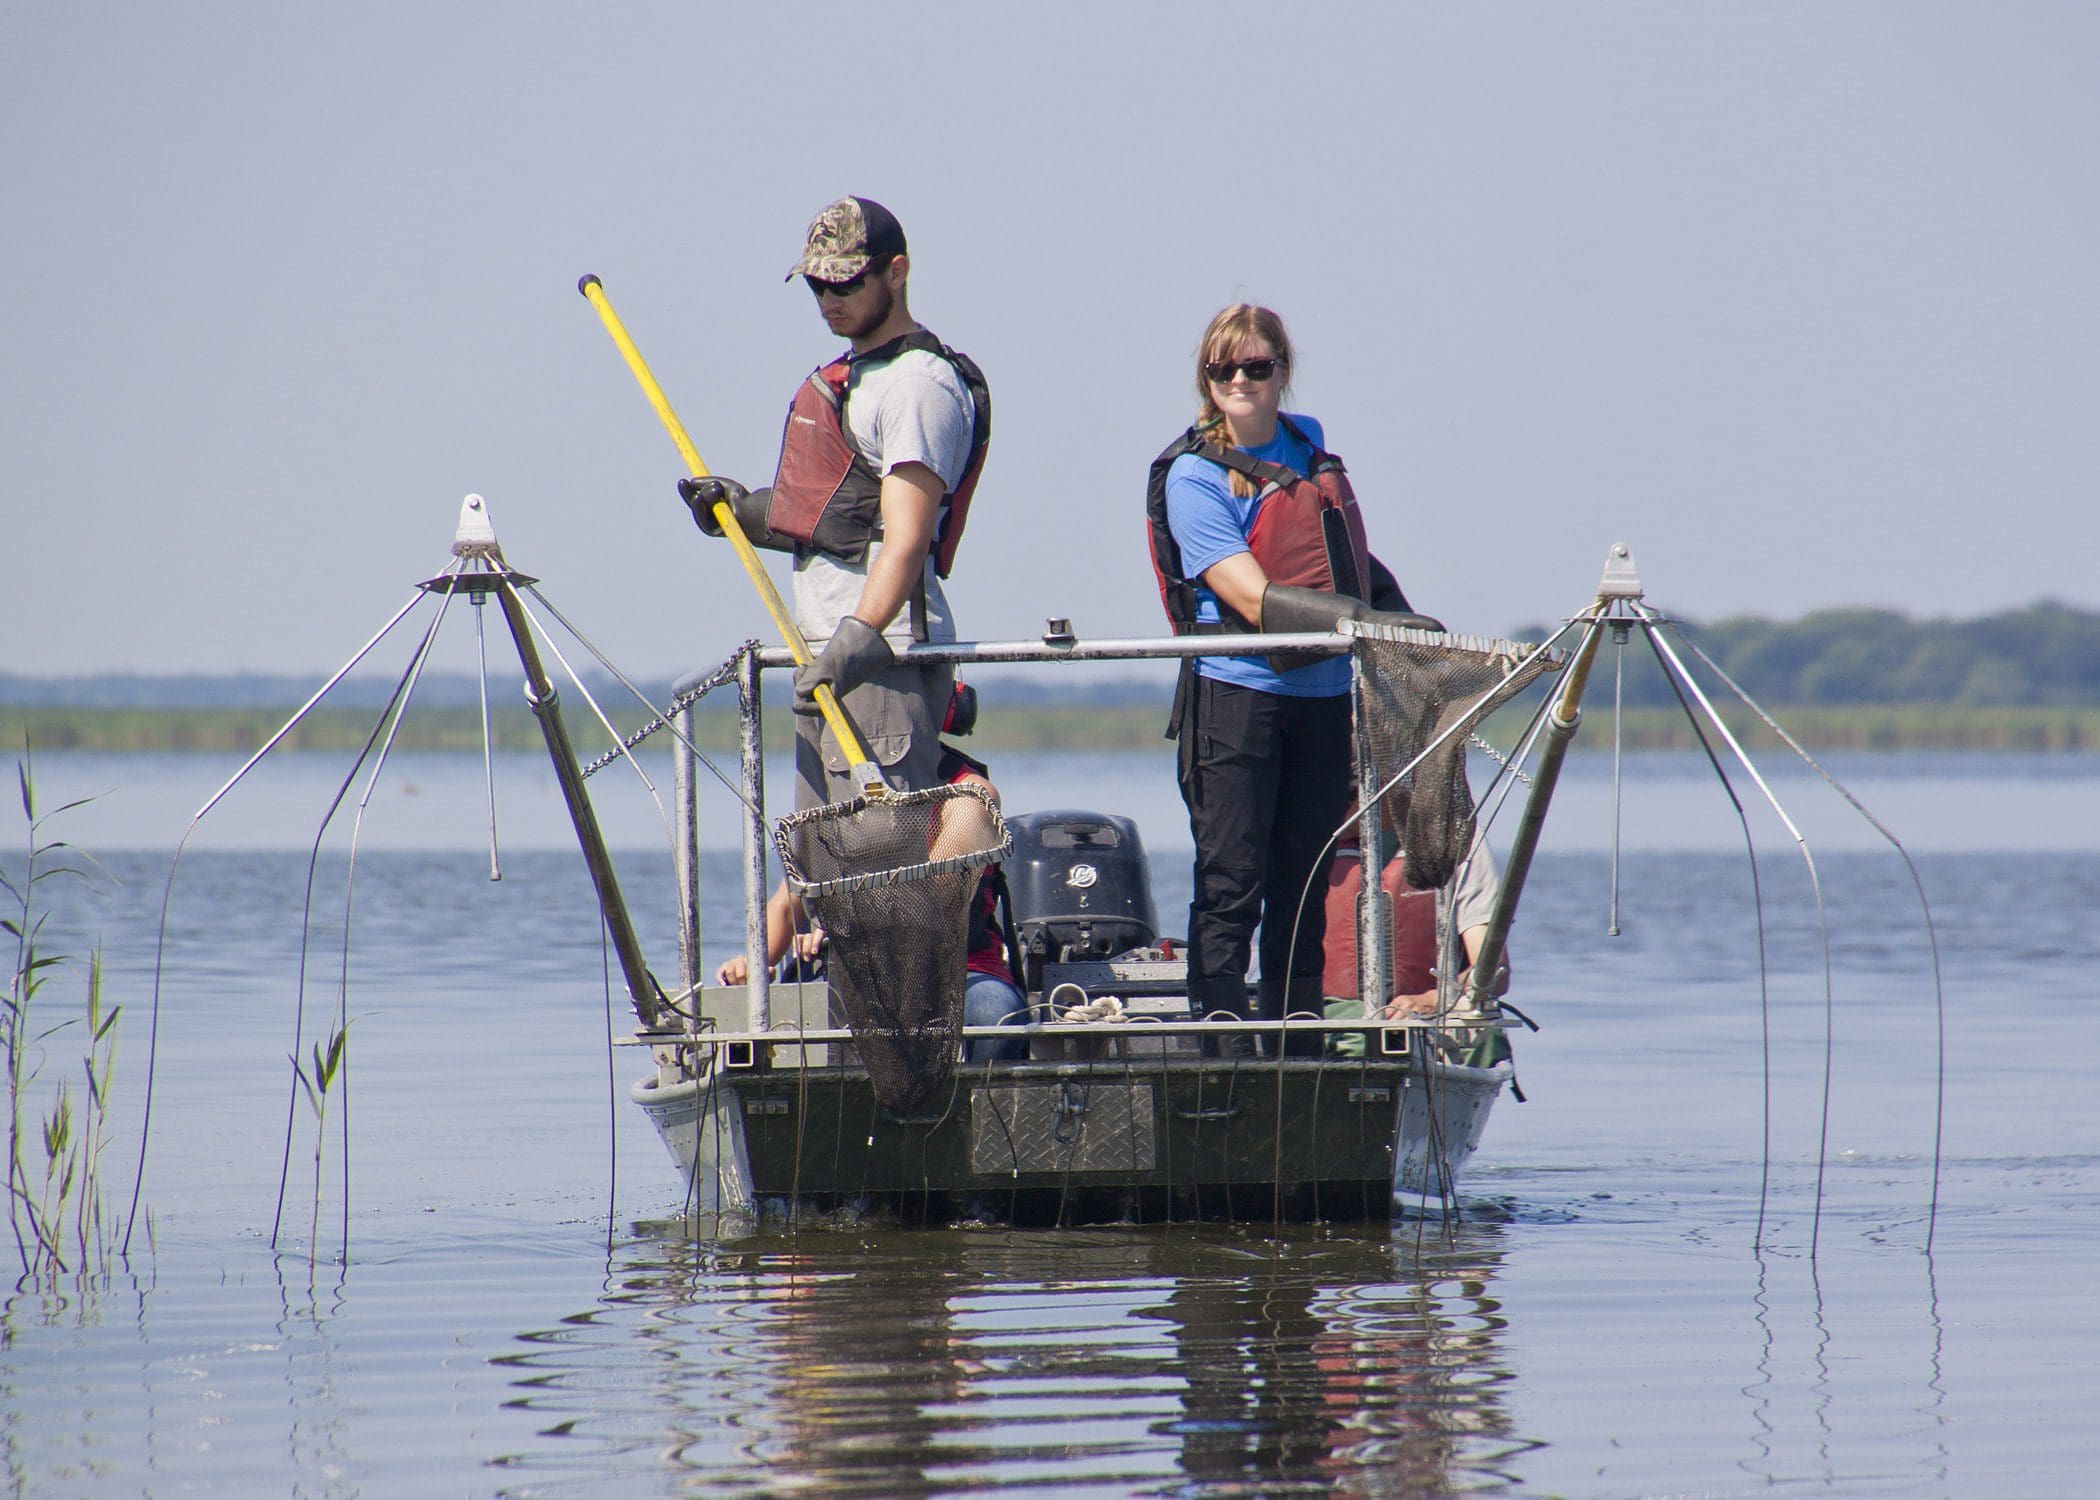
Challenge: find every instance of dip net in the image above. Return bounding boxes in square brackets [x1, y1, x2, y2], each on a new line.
[1349, 623, 1556, 890]
[775, 783, 1011, 1113]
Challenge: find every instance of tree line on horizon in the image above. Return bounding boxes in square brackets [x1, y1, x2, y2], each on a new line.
[8, 599, 2100, 711]
[1567, 599, 2100, 709]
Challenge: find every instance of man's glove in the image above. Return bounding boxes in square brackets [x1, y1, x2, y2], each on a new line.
[678, 475, 744, 533]
[793, 617, 894, 716]
[678, 476, 789, 551]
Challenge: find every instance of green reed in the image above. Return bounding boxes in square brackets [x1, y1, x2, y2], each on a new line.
[3, 747, 123, 1281]
[289, 1020, 348, 1272]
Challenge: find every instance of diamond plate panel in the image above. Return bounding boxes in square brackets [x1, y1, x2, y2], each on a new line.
[970, 1081, 1158, 1175]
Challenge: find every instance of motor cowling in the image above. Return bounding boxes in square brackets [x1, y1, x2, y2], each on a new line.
[1002, 810, 1159, 995]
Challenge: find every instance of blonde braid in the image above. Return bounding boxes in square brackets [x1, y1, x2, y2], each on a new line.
[1193, 407, 1256, 498]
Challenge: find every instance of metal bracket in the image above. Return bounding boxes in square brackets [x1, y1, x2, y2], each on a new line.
[451, 492, 502, 559]
[1598, 542, 1643, 601]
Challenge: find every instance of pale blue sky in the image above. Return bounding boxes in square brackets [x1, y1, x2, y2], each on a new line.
[6, 3, 2096, 678]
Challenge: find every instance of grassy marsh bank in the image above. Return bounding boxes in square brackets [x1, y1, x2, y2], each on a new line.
[8, 702, 2100, 755]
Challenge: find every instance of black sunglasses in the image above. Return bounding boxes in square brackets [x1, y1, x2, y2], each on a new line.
[807, 269, 869, 298]
[1204, 356, 1285, 384]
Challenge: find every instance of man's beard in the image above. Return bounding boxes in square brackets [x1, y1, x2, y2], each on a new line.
[839, 276, 896, 341]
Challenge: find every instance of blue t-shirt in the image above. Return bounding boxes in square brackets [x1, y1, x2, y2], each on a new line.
[1163, 412, 1350, 697]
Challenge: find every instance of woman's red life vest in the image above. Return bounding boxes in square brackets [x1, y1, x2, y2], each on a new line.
[1144, 414, 1372, 633]
[764, 329, 991, 577]
[1322, 844, 1440, 1002]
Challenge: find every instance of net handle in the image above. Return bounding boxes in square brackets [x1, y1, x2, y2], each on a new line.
[578, 275, 880, 789]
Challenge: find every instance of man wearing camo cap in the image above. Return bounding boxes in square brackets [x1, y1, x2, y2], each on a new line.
[681, 196, 991, 809]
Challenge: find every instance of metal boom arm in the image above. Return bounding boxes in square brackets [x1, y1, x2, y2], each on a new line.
[488, 571, 665, 1027]
[1461, 545, 1642, 1012]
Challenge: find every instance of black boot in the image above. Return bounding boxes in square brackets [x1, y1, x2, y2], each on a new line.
[1189, 976, 1255, 1059]
[1254, 978, 1287, 1059]
[1258, 977, 1328, 1057]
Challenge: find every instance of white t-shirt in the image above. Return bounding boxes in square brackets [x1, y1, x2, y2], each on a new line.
[1448, 837, 1500, 935]
[792, 345, 975, 648]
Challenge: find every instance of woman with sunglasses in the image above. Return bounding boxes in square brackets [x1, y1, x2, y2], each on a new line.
[1145, 304, 1437, 1054]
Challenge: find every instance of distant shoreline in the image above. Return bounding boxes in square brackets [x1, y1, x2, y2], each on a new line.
[7, 703, 2098, 755]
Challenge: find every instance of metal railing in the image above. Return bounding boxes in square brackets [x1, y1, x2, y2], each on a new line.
[668, 621, 1562, 1057]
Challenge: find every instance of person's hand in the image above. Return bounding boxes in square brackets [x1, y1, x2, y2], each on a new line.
[794, 618, 893, 716]
[679, 476, 748, 536]
[789, 928, 826, 963]
[1382, 963, 1508, 1019]
[715, 954, 751, 987]
[1261, 585, 1444, 637]
[678, 476, 791, 551]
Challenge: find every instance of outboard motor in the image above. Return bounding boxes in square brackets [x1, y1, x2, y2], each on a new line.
[1003, 810, 1159, 995]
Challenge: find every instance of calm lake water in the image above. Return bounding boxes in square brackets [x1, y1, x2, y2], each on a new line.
[5, 747, 2097, 1496]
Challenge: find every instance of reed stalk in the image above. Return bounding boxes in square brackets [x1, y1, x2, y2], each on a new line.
[291, 1022, 348, 1273]
[3, 746, 123, 1283]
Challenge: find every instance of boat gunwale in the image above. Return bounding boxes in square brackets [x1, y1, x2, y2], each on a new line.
[622, 1016, 1508, 1047]
[628, 1053, 1516, 1104]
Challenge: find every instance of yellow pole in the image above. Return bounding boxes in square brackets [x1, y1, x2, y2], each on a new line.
[577, 274, 878, 784]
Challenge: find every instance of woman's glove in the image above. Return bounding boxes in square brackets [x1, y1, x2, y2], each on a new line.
[1261, 584, 1446, 638]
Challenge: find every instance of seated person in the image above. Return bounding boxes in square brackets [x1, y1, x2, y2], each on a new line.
[712, 682, 1029, 1063]
[1323, 799, 1507, 1021]
[714, 880, 825, 987]
[933, 682, 1029, 1062]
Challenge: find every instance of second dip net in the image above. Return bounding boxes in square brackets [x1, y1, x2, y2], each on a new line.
[1350, 622, 1556, 890]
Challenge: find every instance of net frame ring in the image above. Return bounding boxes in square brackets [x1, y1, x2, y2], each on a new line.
[774, 780, 1011, 900]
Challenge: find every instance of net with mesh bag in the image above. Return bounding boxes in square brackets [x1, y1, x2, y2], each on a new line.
[775, 782, 1011, 1113]
[1349, 622, 1558, 890]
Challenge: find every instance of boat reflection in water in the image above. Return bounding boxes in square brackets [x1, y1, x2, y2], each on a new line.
[495, 1221, 1526, 1495]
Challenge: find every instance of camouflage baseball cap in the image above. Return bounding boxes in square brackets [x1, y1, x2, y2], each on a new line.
[786, 196, 908, 282]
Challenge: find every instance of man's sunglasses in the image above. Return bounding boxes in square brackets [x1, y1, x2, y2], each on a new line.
[1204, 356, 1285, 384]
[806, 263, 882, 298]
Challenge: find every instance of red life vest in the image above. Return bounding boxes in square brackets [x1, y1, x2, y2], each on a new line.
[1321, 843, 1440, 1002]
[1144, 415, 1372, 633]
[763, 328, 990, 577]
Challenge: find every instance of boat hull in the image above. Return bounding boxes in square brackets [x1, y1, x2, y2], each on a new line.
[629, 1068, 755, 1220]
[633, 1049, 1509, 1225]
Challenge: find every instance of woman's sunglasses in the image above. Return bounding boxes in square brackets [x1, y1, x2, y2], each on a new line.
[1204, 356, 1285, 384]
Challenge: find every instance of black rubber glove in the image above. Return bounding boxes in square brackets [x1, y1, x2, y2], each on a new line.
[1257, 585, 1360, 673]
[678, 476, 744, 533]
[1261, 584, 1445, 636]
[793, 617, 894, 716]
[1260, 584, 1365, 635]
[678, 476, 790, 551]
[1259, 585, 1443, 672]
[1366, 607, 1445, 633]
